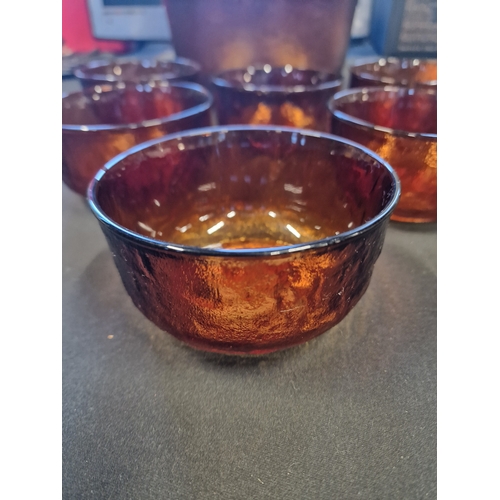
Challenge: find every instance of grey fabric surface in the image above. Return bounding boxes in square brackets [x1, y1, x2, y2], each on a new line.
[62, 183, 436, 499]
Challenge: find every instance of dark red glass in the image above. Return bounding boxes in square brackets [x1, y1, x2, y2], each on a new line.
[350, 58, 437, 89]
[74, 57, 201, 88]
[329, 87, 437, 223]
[212, 66, 342, 132]
[88, 126, 400, 355]
[62, 81, 213, 196]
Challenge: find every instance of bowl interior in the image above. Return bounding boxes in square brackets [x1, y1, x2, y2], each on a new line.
[352, 58, 437, 86]
[75, 59, 199, 82]
[333, 88, 437, 135]
[214, 66, 340, 91]
[92, 128, 398, 251]
[62, 83, 209, 127]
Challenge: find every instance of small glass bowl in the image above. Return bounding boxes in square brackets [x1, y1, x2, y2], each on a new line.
[73, 57, 201, 88]
[211, 66, 342, 132]
[88, 126, 400, 355]
[62, 81, 213, 196]
[329, 86, 437, 223]
[349, 58, 437, 89]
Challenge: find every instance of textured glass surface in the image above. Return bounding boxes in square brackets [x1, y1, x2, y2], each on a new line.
[89, 127, 400, 355]
[62, 81, 213, 196]
[165, 0, 357, 75]
[330, 87, 437, 223]
[74, 57, 201, 88]
[212, 67, 341, 132]
[350, 58, 437, 89]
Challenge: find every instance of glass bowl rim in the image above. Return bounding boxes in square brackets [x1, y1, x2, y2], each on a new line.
[211, 65, 342, 94]
[62, 81, 213, 132]
[328, 86, 438, 140]
[87, 125, 401, 258]
[350, 57, 437, 86]
[73, 56, 201, 82]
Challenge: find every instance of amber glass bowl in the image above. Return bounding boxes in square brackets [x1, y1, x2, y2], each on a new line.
[74, 57, 201, 88]
[329, 87, 437, 223]
[88, 126, 400, 355]
[211, 66, 342, 132]
[349, 58, 437, 89]
[62, 81, 213, 196]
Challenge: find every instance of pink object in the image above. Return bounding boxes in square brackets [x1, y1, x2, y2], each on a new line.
[62, 0, 128, 54]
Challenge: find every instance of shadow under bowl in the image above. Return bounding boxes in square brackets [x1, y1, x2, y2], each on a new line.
[329, 86, 437, 223]
[211, 66, 342, 132]
[62, 81, 213, 196]
[88, 126, 400, 355]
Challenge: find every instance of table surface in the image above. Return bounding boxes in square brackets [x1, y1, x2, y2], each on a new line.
[62, 42, 436, 500]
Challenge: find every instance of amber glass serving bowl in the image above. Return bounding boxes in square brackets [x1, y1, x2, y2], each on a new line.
[329, 87, 437, 223]
[88, 126, 400, 355]
[211, 66, 342, 132]
[62, 81, 213, 196]
[74, 57, 201, 88]
[349, 58, 437, 89]
[165, 0, 358, 75]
